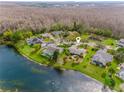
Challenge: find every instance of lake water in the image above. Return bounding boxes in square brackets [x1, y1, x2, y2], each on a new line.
[0, 45, 104, 92]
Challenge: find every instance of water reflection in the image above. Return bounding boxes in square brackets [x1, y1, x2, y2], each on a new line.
[0, 45, 103, 92]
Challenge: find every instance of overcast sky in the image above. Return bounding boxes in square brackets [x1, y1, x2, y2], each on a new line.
[0, 0, 124, 2]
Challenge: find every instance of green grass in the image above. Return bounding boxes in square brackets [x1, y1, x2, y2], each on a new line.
[81, 34, 89, 40]
[102, 38, 117, 48]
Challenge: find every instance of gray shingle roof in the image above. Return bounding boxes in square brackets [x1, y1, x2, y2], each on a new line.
[51, 31, 63, 36]
[69, 47, 86, 56]
[27, 38, 43, 45]
[42, 33, 52, 37]
[42, 46, 58, 57]
[117, 69, 124, 80]
[120, 39, 124, 43]
[92, 49, 113, 66]
[42, 43, 64, 57]
[118, 39, 124, 47]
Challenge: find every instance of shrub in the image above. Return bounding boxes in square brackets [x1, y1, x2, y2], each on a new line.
[90, 28, 112, 37]
[63, 49, 70, 55]
[3, 29, 13, 41]
[114, 51, 124, 64]
[104, 74, 115, 88]
[11, 31, 24, 42]
[101, 72, 106, 78]
[107, 49, 116, 55]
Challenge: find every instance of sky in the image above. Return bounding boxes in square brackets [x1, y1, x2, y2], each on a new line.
[0, 0, 124, 2]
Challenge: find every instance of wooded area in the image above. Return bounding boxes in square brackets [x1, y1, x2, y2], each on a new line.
[0, 3, 124, 38]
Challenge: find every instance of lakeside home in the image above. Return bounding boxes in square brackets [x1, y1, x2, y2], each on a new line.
[117, 63, 124, 80]
[91, 49, 113, 67]
[42, 43, 64, 58]
[41, 33, 52, 38]
[42, 46, 59, 58]
[26, 38, 43, 45]
[118, 39, 124, 47]
[51, 31, 64, 36]
[117, 69, 124, 81]
[69, 47, 86, 57]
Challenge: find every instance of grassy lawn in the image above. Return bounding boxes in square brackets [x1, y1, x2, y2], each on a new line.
[102, 38, 117, 48]
[15, 40, 123, 91]
[81, 34, 90, 40]
[15, 41, 50, 65]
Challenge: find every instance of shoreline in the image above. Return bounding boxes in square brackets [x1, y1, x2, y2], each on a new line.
[0, 44, 113, 91]
[14, 45, 105, 86]
[16, 46, 113, 92]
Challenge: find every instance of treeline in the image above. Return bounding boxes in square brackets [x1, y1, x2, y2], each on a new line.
[1, 5, 124, 38]
[1, 22, 114, 44]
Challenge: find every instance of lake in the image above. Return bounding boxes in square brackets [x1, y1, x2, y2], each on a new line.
[0, 45, 104, 92]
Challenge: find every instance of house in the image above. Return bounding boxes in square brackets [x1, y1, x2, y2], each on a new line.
[27, 38, 43, 45]
[47, 43, 63, 53]
[51, 31, 64, 36]
[91, 49, 113, 67]
[42, 43, 64, 58]
[54, 38, 63, 45]
[41, 33, 52, 38]
[118, 39, 124, 47]
[116, 69, 124, 80]
[119, 63, 124, 69]
[41, 42, 63, 53]
[116, 63, 124, 80]
[41, 42, 54, 48]
[42, 47, 59, 58]
[69, 47, 86, 57]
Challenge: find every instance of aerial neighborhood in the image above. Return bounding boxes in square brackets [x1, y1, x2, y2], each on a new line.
[25, 30, 124, 86]
[2, 26, 124, 91]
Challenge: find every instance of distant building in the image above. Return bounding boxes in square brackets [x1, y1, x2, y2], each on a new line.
[91, 49, 113, 67]
[119, 63, 124, 69]
[118, 39, 124, 47]
[69, 47, 86, 57]
[51, 31, 64, 36]
[116, 63, 124, 80]
[41, 33, 52, 38]
[41, 42, 53, 48]
[116, 69, 124, 80]
[26, 38, 43, 45]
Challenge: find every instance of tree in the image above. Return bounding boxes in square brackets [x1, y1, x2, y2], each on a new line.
[33, 44, 41, 52]
[104, 74, 115, 88]
[108, 68, 116, 75]
[24, 31, 33, 38]
[74, 23, 89, 34]
[117, 47, 124, 52]
[52, 50, 59, 62]
[73, 21, 78, 31]
[11, 31, 24, 42]
[63, 49, 70, 55]
[66, 31, 80, 41]
[90, 28, 112, 37]
[101, 72, 106, 78]
[3, 29, 13, 41]
[114, 51, 124, 64]
[96, 42, 105, 49]
[50, 23, 64, 31]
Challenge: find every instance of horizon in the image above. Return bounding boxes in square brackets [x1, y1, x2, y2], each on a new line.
[1, 0, 124, 2]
